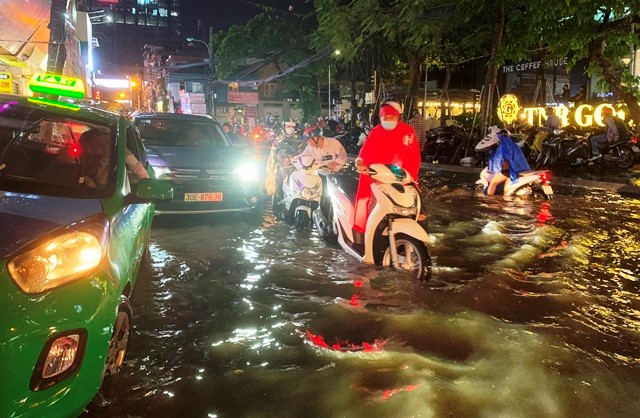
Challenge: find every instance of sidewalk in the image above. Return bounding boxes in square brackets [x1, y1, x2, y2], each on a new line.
[421, 162, 640, 198]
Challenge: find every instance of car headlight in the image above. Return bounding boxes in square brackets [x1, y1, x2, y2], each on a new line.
[235, 162, 258, 182]
[7, 216, 109, 294]
[153, 166, 172, 180]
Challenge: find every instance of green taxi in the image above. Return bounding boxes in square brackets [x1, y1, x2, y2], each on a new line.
[0, 74, 172, 417]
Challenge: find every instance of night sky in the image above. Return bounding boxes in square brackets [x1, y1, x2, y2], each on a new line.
[181, 0, 312, 37]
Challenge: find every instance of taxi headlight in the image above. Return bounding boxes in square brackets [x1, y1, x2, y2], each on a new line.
[235, 162, 258, 182]
[7, 216, 109, 294]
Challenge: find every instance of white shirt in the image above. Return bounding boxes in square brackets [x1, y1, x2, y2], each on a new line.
[292, 137, 347, 171]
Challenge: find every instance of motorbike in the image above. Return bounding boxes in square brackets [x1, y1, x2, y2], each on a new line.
[536, 130, 636, 170]
[475, 167, 554, 199]
[277, 154, 324, 230]
[313, 163, 432, 281]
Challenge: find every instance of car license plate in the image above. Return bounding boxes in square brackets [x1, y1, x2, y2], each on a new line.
[184, 192, 223, 202]
[542, 184, 554, 195]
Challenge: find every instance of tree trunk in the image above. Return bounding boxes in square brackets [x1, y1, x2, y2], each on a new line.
[440, 63, 452, 124]
[589, 37, 640, 134]
[480, 1, 506, 130]
[403, 50, 422, 119]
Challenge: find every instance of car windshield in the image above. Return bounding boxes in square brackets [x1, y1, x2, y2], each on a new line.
[136, 118, 230, 147]
[0, 101, 115, 198]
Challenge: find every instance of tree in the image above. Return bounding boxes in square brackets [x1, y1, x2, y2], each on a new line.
[500, 1, 640, 130]
[214, 11, 326, 121]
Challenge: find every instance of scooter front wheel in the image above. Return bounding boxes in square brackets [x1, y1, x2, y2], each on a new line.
[295, 210, 311, 231]
[378, 234, 432, 281]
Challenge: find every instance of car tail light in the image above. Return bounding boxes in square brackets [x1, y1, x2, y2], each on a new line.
[539, 171, 551, 183]
[30, 330, 87, 391]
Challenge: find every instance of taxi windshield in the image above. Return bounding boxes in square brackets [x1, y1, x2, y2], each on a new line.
[136, 118, 230, 147]
[0, 102, 115, 198]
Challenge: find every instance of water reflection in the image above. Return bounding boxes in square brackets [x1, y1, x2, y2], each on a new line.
[84, 182, 640, 417]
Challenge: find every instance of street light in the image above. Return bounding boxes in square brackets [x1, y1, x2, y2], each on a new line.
[186, 37, 214, 116]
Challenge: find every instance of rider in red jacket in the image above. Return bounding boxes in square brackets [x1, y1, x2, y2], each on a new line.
[353, 101, 421, 234]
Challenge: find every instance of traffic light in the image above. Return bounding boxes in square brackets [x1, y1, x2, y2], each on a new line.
[92, 89, 101, 101]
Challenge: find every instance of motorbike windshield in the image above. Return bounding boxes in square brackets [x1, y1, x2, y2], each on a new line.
[0, 104, 115, 198]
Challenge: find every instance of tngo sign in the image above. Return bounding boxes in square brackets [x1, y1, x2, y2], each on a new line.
[520, 103, 624, 128]
[497, 94, 624, 127]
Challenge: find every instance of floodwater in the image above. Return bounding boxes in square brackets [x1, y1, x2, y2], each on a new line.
[85, 169, 640, 418]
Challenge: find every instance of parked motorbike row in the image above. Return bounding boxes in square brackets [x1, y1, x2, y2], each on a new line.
[418, 122, 639, 171]
[516, 126, 639, 171]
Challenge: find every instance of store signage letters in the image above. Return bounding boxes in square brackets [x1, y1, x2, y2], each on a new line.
[521, 103, 624, 128]
[502, 57, 568, 73]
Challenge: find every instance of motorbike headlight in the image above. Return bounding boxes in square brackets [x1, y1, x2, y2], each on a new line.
[7, 217, 109, 294]
[153, 166, 173, 180]
[302, 188, 319, 200]
[391, 205, 418, 216]
[235, 162, 259, 182]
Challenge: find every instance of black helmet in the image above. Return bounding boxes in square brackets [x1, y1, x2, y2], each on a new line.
[303, 127, 322, 141]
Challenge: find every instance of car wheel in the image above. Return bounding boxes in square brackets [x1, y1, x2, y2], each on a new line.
[103, 299, 132, 379]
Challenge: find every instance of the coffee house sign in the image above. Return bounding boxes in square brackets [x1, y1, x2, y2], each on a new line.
[497, 94, 625, 127]
[501, 57, 568, 73]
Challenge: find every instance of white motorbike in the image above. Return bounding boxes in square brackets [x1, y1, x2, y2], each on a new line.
[475, 167, 554, 199]
[278, 154, 324, 230]
[313, 163, 432, 281]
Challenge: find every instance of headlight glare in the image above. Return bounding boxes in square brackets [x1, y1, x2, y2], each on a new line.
[236, 162, 258, 182]
[8, 222, 107, 294]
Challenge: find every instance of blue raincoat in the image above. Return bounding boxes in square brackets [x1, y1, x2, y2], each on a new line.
[487, 134, 531, 181]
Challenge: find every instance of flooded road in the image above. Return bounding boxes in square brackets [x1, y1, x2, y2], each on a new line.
[85, 169, 640, 418]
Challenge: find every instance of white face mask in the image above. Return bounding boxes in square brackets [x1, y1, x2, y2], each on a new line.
[284, 127, 295, 135]
[381, 120, 398, 131]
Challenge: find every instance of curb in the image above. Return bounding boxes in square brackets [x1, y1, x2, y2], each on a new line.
[421, 163, 640, 198]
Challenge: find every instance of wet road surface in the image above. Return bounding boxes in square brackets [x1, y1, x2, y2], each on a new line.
[84, 168, 640, 418]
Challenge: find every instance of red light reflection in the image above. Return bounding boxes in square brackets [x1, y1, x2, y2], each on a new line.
[305, 330, 387, 352]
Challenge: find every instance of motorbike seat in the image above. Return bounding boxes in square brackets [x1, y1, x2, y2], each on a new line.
[329, 173, 359, 202]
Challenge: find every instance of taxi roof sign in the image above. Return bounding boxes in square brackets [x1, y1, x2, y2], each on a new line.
[28, 73, 85, 99]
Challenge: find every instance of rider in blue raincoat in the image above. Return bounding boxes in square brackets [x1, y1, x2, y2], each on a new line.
[477, 126, 531, 195]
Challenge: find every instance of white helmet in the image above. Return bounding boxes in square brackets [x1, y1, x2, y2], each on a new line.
[475, 126, 501, 151]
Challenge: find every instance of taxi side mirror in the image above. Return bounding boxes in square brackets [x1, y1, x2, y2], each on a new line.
[125, 178, 173, 204]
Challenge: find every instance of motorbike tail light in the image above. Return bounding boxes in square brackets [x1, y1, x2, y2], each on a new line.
[631, 137, 638, 144]
[539, 171, 551, 183]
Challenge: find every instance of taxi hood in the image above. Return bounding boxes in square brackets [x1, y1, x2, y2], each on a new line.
[0, 192, 103, 259]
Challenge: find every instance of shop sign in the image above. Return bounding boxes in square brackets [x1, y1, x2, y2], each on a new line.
[0, 72, 12, 93]
[497, 94, 625, 127]
[501, 57, 568, 73]
[520, 103, 624, 128]
[228, 91, 259, 104]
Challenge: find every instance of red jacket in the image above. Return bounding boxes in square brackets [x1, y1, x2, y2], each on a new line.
[353, 121, 421, 232]
[358, 121, 421, 180]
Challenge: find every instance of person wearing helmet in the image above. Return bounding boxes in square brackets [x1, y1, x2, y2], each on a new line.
[265, 118, 302, 203]
[588, 106, 627, 161]
[292, 127, 347, 172]
[476, 126, 530, 195]
[353, 101, 421, 235]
